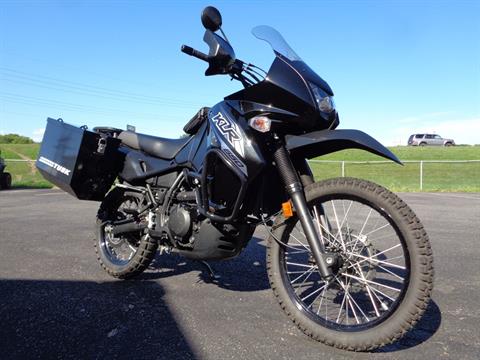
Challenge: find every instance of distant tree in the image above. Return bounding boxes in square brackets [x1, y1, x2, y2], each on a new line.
[179, 133, 191, 139]
[0, 134, 35, 144]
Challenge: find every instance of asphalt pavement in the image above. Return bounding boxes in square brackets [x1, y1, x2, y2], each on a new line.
[0, 189, 479, 359]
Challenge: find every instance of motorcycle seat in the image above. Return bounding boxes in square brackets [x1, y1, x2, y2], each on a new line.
[118, 131, 191, 160]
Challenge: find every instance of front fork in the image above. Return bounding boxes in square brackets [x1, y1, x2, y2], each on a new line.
[273, 143, 333, 280]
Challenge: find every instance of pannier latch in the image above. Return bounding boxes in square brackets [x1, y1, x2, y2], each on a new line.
[97, 138, 107, 154]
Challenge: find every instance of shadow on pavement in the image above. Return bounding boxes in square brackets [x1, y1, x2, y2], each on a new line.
[376, 299, 442, 352]
[0, 279, 196, 359]
[0, 185, 53, 191]
[141, 237, 271, 292]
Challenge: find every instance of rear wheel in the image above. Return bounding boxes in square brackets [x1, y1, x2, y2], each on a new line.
[95, 188, 158, 279]
[266, 178, 433, 351]
[0, 172, 12, 189]
[419, 142, 426, 147]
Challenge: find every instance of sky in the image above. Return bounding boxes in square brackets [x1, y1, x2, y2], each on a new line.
[1, 0, 479, 145]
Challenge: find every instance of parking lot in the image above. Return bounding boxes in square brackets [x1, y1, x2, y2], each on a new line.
[0, 189, 479, 359]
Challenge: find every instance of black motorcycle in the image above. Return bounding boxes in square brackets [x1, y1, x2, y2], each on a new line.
[37, 6, 433, 351]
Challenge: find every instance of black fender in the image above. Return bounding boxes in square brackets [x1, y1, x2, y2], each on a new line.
[286, 129, 402, 164]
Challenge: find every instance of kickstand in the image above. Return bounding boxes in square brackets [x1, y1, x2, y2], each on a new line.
[198, 260, 220, 280]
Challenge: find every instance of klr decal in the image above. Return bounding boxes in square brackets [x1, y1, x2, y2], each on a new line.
[220, 140, 248, 176]
[211, 112, 245, 157]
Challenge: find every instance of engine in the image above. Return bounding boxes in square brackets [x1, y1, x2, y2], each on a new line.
[167, 204, 196, 245]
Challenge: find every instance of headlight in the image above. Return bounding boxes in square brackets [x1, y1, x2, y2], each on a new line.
[310, 83, 335, 113]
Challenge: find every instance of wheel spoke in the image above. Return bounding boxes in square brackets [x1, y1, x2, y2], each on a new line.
[344, 245, 405, 270]
[280, 194, 411, 330]
[286, 249, 310, 255]
[368, 283, 396, 302]
[336, 286, 348, 323]
[286, 261, 315, 269]
[363, 222, 390, 237]
[331, 200, 346, 251]
[336, 276, 369, 323]
[290, 267, 315, 284]
[301, 283, 328, 302]
[341, 273, 402, 293]
[355, 263, 380, 317]
[289, 232, 310, 251]
[375, 263, 405, 281]
[339, 200, 353, 237]
[316, 285, 328, 315]
[359, 208, 373, 235]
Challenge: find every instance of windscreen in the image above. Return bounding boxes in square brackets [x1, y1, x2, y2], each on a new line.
[251, 25, 302, 62]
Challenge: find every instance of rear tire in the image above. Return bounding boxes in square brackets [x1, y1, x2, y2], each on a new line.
[266, 178, 433, 351]
[0, 173, 12, 189]
[419, 142, 426, 147]
[94, 188, 158, 279]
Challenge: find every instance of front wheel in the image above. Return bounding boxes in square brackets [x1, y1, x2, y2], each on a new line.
[266, 178, 433, 351]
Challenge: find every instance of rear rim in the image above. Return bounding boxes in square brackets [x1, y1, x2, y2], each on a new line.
[99, 195, 145, 266]
[279, 195, 410, 331]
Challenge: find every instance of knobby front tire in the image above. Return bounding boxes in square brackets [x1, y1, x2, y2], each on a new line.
[266, 178, 434, 351]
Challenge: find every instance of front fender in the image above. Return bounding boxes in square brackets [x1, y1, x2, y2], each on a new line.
[286, 129, 402, 164]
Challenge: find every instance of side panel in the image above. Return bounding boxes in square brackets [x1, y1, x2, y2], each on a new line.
[200, 101, 266, 181]
[119, 122, 211, 184]
[286, 129, 402, 164]
[118, 148, 177, 184]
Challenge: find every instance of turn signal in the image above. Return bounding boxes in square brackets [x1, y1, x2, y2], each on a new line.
[282, 200, 294, 218]
[248, 116, 271, 133]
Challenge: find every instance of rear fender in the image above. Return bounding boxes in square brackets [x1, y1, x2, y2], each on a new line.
[286, 129, 402, 164]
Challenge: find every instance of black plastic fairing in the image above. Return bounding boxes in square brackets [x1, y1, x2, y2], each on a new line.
[286, 129, 402, 164]
[225, 100, 298, 120]
[225, 57, 333, 132]
[225, 58, 314, 115]
[282, 55, 333, 96]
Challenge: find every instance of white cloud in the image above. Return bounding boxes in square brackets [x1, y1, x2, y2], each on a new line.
[32, 128, 45, 142]
[384, 117, 480, 146]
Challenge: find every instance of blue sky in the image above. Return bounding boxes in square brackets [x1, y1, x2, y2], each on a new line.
[1, 0, 479, 145]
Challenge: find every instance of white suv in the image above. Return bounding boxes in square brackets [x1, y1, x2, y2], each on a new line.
[408, 134, 455, 146]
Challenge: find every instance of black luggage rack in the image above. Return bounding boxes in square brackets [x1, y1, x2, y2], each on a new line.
[36, 118, 123, 201]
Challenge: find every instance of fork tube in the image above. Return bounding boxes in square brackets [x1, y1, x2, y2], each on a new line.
[272, 143, 332, 279]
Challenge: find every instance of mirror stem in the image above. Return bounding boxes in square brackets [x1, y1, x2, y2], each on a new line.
[219, 28, 230, 44]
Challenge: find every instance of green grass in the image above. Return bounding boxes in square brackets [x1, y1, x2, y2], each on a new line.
[311, 146, 480, 192]
[1, 144, 479, 191]
[2, 161, 52, 188]
[313, 145, 480, 161]
[0, 143, 40, 160]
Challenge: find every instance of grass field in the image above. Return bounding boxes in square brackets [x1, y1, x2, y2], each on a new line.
[0, 143, 51, 188]
[310, 146, 480, 192]
[0, 143, 479, 192]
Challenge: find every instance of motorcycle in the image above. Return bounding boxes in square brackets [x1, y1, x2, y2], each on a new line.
[36, 6, 433, 351]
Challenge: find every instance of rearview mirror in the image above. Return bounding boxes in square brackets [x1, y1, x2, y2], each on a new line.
[201, 6, 222, 32]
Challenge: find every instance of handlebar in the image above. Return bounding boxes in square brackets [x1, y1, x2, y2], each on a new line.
[181, 44, 263, 88]
[181, 45, 209, 62]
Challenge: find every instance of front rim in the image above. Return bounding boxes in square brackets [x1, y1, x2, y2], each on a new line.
[279, 195, 410, 331]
